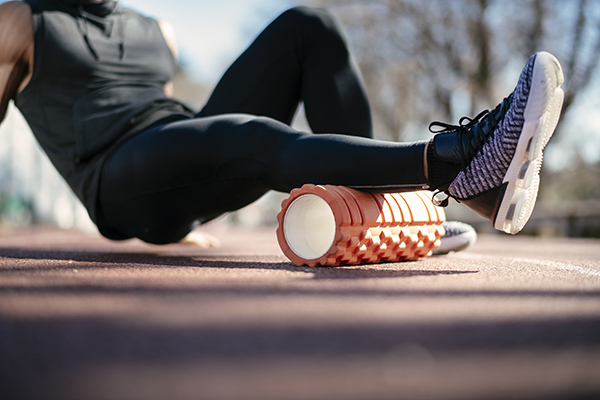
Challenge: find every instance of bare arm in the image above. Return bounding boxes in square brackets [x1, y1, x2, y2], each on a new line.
[0, 1, 34, 123]
[158, 20, 177, 98]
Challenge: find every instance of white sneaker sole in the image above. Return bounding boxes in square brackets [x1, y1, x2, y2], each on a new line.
[494, 52, 564, 234]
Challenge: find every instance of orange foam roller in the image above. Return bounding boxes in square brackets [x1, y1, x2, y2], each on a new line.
[276, 184, 446, 267]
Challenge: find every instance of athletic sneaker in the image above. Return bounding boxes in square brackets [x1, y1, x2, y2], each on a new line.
[433, 221, 477, 255]
[427, 52, 564, 234]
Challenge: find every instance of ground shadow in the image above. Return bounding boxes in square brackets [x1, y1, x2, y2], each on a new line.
[0, 247, 478, 280]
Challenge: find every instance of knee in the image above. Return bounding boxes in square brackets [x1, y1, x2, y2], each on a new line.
[237, 115, 298, 146]
[280, 6, 345, 39]
[284, 6, 337, 24]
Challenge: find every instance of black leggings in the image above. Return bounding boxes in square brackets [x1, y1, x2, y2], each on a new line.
[99, 6, 428, 244]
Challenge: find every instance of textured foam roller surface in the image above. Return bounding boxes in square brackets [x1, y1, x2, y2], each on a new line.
[277, 184, 446, 267]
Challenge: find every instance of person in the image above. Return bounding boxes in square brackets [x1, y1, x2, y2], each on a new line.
[0, 0, 564, 246]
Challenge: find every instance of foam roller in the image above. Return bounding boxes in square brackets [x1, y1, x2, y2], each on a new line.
[276, 184, 446, 267]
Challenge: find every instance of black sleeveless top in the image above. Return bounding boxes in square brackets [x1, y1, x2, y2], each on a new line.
[14, 0, 194, 228]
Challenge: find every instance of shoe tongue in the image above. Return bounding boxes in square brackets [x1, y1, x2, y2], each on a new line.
[433, 132, 465, 164]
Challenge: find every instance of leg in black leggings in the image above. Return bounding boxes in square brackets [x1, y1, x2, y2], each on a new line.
[98, 7, 428, 244]
[199, 6, 373, 137]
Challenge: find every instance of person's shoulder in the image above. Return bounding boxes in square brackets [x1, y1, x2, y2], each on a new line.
[119, 5, 148, 19]
[0, 1, 33, 62]
[0, 1, 32, 29]
[119, 6, 167, 34]
[0, 1, 31, 12]
[0, 1, 32, 25]
[119, 5, 159, 29]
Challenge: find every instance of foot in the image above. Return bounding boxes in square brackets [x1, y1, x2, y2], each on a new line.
[432, 221, 477, 255]
[180, 230, 221, 248]
[428, 52, 564, 234]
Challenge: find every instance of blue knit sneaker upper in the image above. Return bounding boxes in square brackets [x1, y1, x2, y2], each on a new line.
[448, 54, 535, 199]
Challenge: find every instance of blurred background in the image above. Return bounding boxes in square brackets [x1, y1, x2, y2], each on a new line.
[0, 0, 599, 237]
